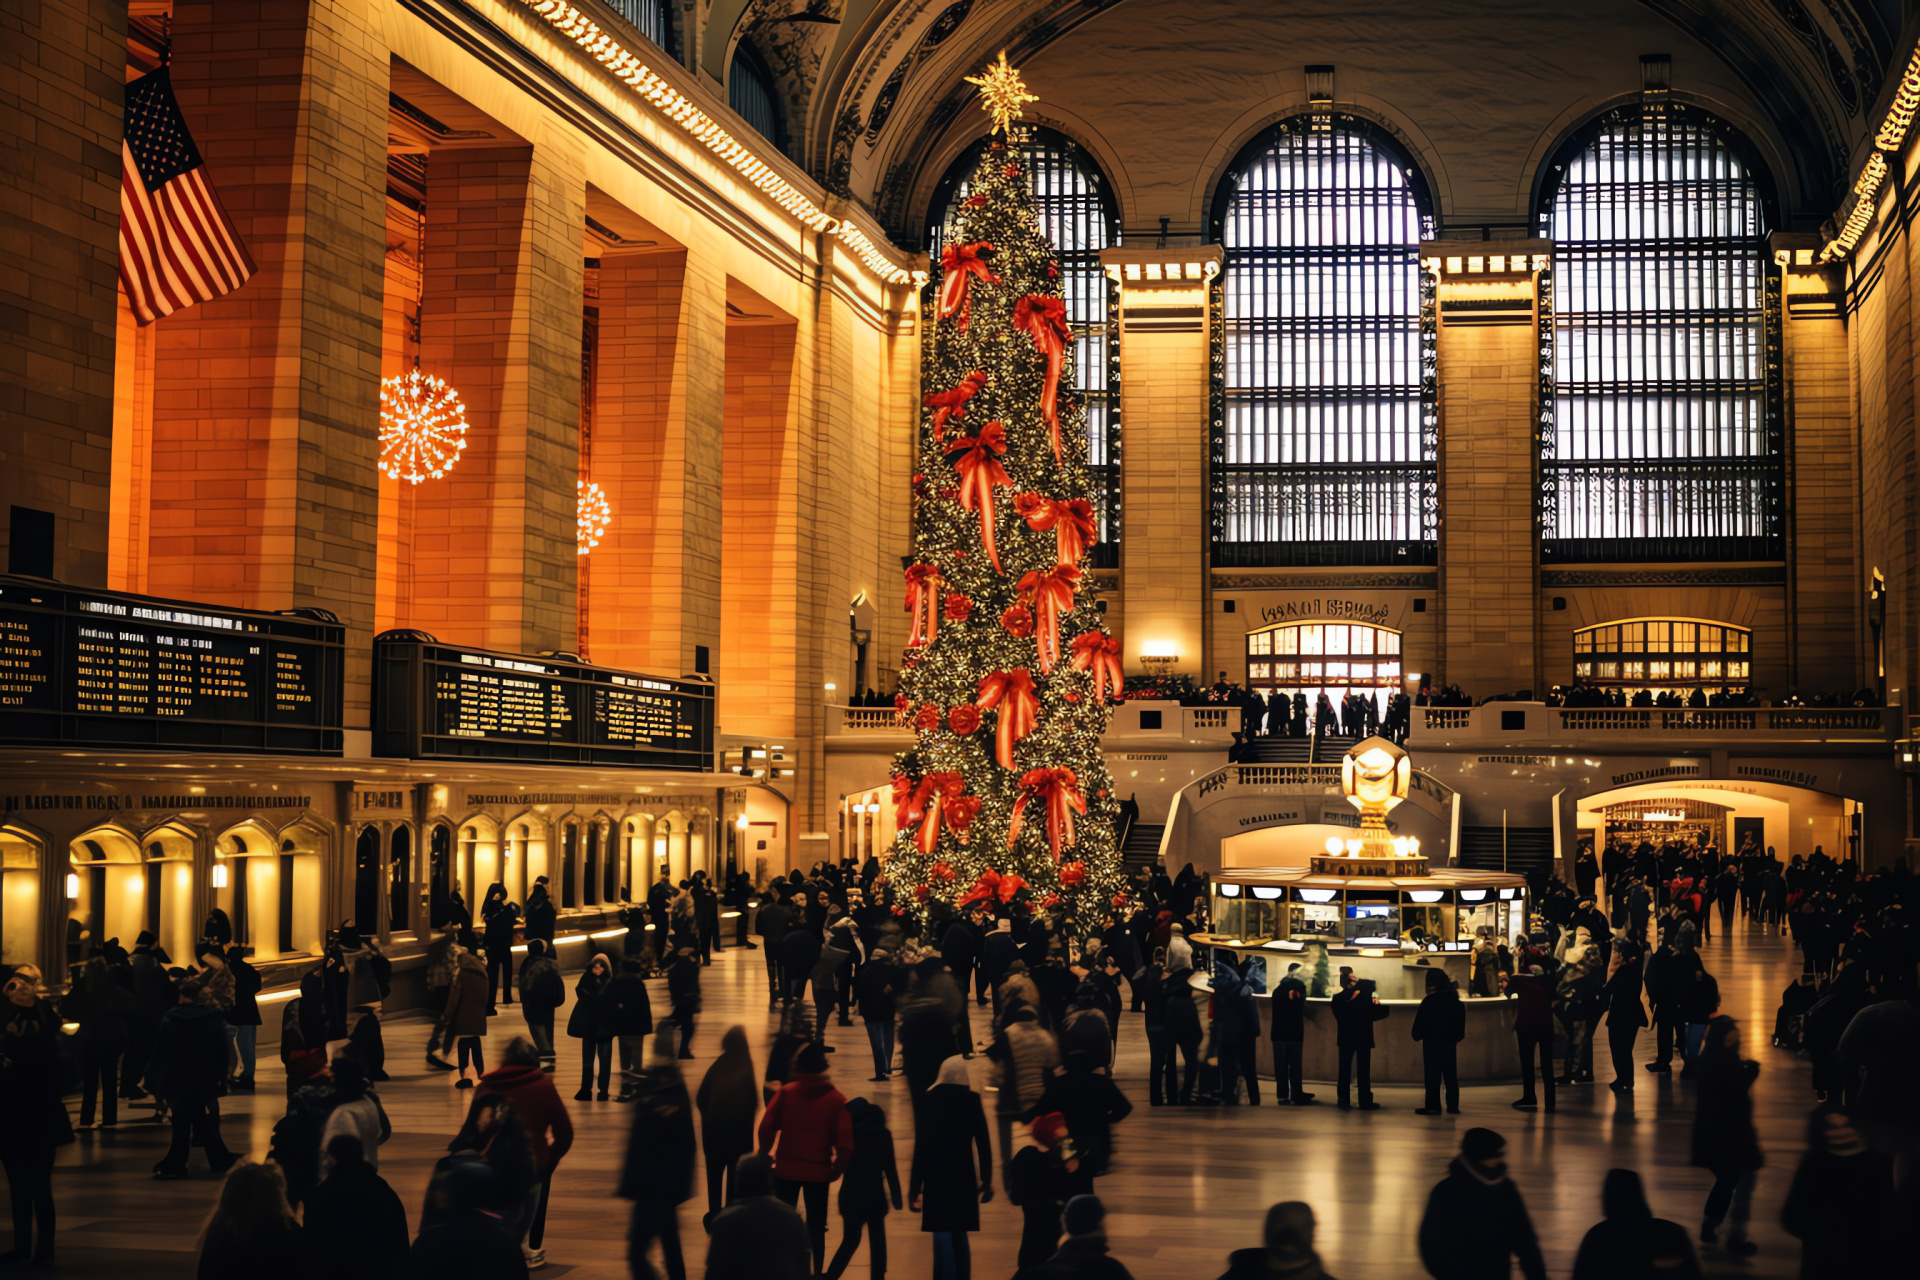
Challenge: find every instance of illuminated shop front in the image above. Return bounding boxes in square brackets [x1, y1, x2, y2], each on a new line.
[1245, 622, 1404, 722]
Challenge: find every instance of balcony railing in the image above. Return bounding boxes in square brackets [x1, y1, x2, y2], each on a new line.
[1412, 703, 1896, 746]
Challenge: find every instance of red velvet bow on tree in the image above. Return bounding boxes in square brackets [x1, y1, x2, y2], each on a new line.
[893, 773, 930, 831]
[1069, 632, 1124, 704]
[1016, 493, 1099, 567]
[923, 370, 988, 444]
[1016, 563, 1080, 672]
[1012, 294, 1072, 463]
[956, 868, 1028, 909]
[911, 771, 978, 854]
[1009, 766, 1087, 863]
[939, 242, 999, 332]
[974, 667, 1038, 770]
[1059, 860, 1087, 888]
[904, 563, 942, 647]
[948, 422, 1013, 575]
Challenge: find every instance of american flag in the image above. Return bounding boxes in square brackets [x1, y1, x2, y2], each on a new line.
[118, 67, 255, 325]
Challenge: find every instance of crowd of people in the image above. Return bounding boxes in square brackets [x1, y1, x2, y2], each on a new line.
[2, 847, 1917, 1279]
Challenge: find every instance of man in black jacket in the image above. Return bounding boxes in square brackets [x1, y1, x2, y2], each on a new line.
[1268, 962, 1314, 1104]
[706, 1154, 809, 1280]
[756, 888, 795, 1005]
[982, 918, 1020, 1012]
[1329, 970, 1388, 1111]
[146, 979, 239, 1178]
[1417, 1129, 1548, 1280]
[618, 1036, 696, 1280]
[941, 906, 984, 1047]
[524, 877, 557, 947]
[778, 917, 822, 1009]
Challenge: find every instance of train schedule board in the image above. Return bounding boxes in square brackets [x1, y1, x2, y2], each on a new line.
[0, 577, 345, 754]
[374, 635, 714, 771]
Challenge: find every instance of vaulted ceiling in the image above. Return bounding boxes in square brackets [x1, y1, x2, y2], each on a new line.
[696, 0, 1908, 241]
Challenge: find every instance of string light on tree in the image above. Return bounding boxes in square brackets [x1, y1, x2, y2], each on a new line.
[577, 479, 612, 554]
[379, 368, 469, 483]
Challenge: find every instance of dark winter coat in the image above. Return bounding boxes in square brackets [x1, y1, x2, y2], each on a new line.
[566, 964, 614, 1040]
[1411, 988, 1466, 1050]
[59, 963, 132, 1052]
[1016, 1232, 1136, 1280]
[617, 1069, 696, 1204]
[982, 929, 1020, 983]
[1008, 1145, 1076, 1268]
[444, 953, 490, 1038]
[197, 1220, 317, 1280]
[303, 1155, 410, 1279]
[1033, 1068, 1132, 1177]
[523, 886, 557, 945]
[837, 1101, 903, 1223]
[910, 1082, 993, 1233]
[1603, 963, 1647, 1031]
[1164, 973, 1203, 1048]
[604, 971, 654, 1037]
[697, 1027, 759, 1156]
[227, 952, 263, 1028]
[778, 929, 822, 990]
[1330, 987, 1389, 1049]
[705, 1156, 809, 1280]
[940, 920, 981, 971]
[1568, 1170, 1699, 1280]
[1690, 1052, 1763, 1174]
[1780, 1145, 1898, 1279]
[144, 1001, 230, 1102]
[406, 1209, 529, 1280]
[1269, 974, 1308, 1041]
[0, 997, 71, 1152]
[1417, 1158, 1548, 1280]
[667, 953, 702, 1014]
[856, 959, 900, 1022]
[517, 952, 564, 1016]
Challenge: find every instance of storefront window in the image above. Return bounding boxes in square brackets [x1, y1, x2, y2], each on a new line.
[1246, 622, 1403, 721]
[1573, 617, 1751, 700]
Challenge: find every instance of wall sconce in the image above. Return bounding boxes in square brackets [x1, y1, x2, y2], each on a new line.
[736, 814, 751, 830]
[65, 872, 79, 900]
[212, 862, 229, 889]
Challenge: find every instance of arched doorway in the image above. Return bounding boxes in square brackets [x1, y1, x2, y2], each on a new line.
[1246, 621, 1404, 726]
[1, 825, 44, 970]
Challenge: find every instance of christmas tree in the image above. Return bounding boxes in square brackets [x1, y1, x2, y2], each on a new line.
[886, 53, 1127, 925]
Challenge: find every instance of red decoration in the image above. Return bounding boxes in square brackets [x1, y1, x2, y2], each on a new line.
[1019, 494, 1098, 567]
[1016, 563, 1080, 672]
[1069, 632, 1124, 704]
[923, 370, 988, 443]
[914, 703, 942, 731]
[945, 593, 973, 622]
[1003, 164, 1020, 177]
[997, 873, 1028, 903]
[1012, 295, 1072, 463]
[1000, 604, 1034, 638]
[930, 861, 957, 883]
[1042, 892, 1061, 908]
[893, 773, 926, 829]
[1112, 893, 1131, 909]
[949, 704, 982, 735]
[938, 242, 998, 331]
[947, 422, 1013, 575]
[974, 668, 1039, 769]
[963, 192, 988, 210]
[913, 884, 931, 903]
[1059, 860, 1087, 888]
[904, 563, 942, 647]
[893, 694, 910, 717]
[1009, 766, 1087, 863]
[955, 869, 1002, 909]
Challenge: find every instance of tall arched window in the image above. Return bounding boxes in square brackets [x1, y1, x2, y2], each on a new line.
[928, 128, 1120, 565]
[610, 0, 675, 57]
[729, 43, 784, 151]
[1211, 116, 1435, 567]
[1540, 105, 1779, 562]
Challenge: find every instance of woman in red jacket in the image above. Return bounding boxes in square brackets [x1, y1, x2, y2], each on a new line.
[756, 1041, 853, 1274]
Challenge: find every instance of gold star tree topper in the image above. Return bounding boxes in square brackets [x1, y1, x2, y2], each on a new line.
[965, 51, 1039, 135]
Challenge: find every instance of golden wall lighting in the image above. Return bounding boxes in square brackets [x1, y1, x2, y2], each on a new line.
[380, 369, 469, 483]
[576, 479, 612, 554]
[211, 861, 228, 889]
[1878, 45, 1920, 152]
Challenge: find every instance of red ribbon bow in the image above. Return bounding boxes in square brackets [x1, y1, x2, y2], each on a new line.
[956, 869, 1012, 910]
[975, 667, 1039, 770]
[1069, 632, 1124, 704]
[948, 422, 1013, 575]
[1012, 295, 1072, 463]
[923, 370, 988, 444]
[1016, 563, 1081, 673]
[893, 773, 930, 832]
[1009, 766, 1087, 864]
[939, 242, 999, 332]
[903, 563, 942, 647]
[1017, 493, 1099, 567]
[911, 771, 977, 855]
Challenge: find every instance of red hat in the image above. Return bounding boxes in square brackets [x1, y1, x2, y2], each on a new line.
[1030, 1112, 1069, 1150]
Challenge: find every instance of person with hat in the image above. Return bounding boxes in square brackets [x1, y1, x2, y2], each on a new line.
[524, 875, 557, 947]
[1417, 1129, 1547, 1280]
[1329, 970, 1388, 1111]
[1218, 1201, 1339, 1280]
[1008, 1112, 1078, 1268]
[757, 1040, 854, 1273]
[821, 1097, 902, 1280]
[1016, 1194, 1134, 1280]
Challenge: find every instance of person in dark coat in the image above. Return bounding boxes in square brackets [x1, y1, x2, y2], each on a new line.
[756, 890, 795, 1005]
[523, 877, 557, 946]
[695, 1026, 758, 1222]
[705, 1154, 809, 1280]
[1216, 1201, 1339, 1280]
[1417, 1128, 1547, 1280]
[123, 931, 173, 1100]
[516, 939, 564, 1066]
[1212, 956, 1261, 1105]
[667, 945, 703, 1058]
[910, 1056, 993, 1280]
[619, 1033, 697, 1280]
[480, 885, 517, 1011]
[1008, 1112, 1078, 1269]
[607, 957, 656, 1093]
[1780, 1101, 1898, 1280]
[1691, 1016, 1762, 1257]
[1329, 972, 1388, 1110]
[0, 966, 70, 1264]
[304, 1133, 410, 1280]
[1015, 1194, 1134, 1280]
[856, 948, 901, 1081]
[1033, 1060, 1133, 1181]
[1569, 1168, 1700, 1280]
[568, 952, 615, 1100]
[898, 961, 964, 1111]
[146, 975, 239, 1178]
[408, 1159, 530, 1280]
[1162, 961, 1203, 1105]
[1411, 968, 1465, 1115]
[1507, 965, 1556, 1112]
[1267, 961, 1313, 1105]
[445, 949, 491, 1084]
[941, 907, 985, 1048]
[225, 945, 262, 1091]
[982, 919, 1020, 1010]
[195, 1160, 317, 1280]
[1602, 941, 1647, 1092]
[822, 1097, 902, 1280]
[60, 955, 131, 1128]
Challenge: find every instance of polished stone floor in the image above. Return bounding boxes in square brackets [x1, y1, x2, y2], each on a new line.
[20, 918, 1827, 1278]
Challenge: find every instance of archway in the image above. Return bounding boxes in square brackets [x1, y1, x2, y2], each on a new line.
[1573, 778, 1858, 866]
[67, 826, 144, 967]
[1246, 621, 1404, 729]
[1, 825, 45, 970]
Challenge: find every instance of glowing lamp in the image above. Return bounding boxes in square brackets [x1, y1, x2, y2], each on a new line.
[736, 815, 751, 830]
[1217, 883, 1241, 897]
[1323, 837, 1344, 856]
[379, 369, 469, 483]
[1297, 888, 1337, 903]
[1460, 889, 1488, 902]
[1252, 886, 1284, 900]
[577, 480, 612, 554]
[212, 862, 228, 889]
[1407, 890, 1445, 903]
[1344, 839, 1363, 857]
[65, 872, 79, 900]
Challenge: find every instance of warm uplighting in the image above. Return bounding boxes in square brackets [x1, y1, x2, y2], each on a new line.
[577, 480, 612, 554]
[736, 814, 751, 829]
[1217, 882, 1241, 897]
[65, 872, 79, 900]
[1323, 836, 1344, 856]
[380, 369, 469, 483]
[211, 862, 228, 889]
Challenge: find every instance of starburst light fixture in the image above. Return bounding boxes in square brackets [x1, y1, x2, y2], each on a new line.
[379, 369, 470, 483]
[577, 479, 612, 554]
[965, 50, 1039, 136]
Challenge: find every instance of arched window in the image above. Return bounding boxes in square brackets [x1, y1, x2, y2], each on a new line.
[729, 43, 784, 151]
[1540, 105, 1779, 562]
[609, 0, 675, 58]
[928, 128, 1120, 564]
[1211, 116, 1435, 567]
[1573, 616, 1752, 701]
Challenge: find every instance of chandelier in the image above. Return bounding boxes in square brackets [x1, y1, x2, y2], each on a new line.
[379, 369, 469, 483]
[577, 479, 612, 554]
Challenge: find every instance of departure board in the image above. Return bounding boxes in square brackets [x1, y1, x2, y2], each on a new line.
[374, 634, 713, 770]
[0, 577, 344, 753]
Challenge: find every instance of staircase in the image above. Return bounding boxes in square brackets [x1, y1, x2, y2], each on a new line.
[1121, 822, 1165, 872]
[1458, 826, 1555, 881]
[1310, 732, 1362, 763]
[1240, 736, 1313, 763]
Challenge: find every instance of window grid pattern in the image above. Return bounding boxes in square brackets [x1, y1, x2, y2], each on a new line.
[1214, 118, 1436, 567]
[929, 130, 1120, 565]
[1543, 109, 1782, 562]
[1573, 618, 1752, 694]
[1245, 623, 1404, 718]
[729, 47, 782, 149]
[609, 0, 675, 56]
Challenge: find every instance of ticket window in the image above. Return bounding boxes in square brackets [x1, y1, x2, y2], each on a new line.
[1288, 900, 1342, 940]
[1399, 904, 1455, 946]
[143, 832, 196, 963]
[460, 821, 501, 908]
[1210, 888, 1281, 942]
[68, 835, 145, 965]
[0, 830, 42, 970]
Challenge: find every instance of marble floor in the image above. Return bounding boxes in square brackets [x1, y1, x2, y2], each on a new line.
[19, 918, 1829, 1278]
